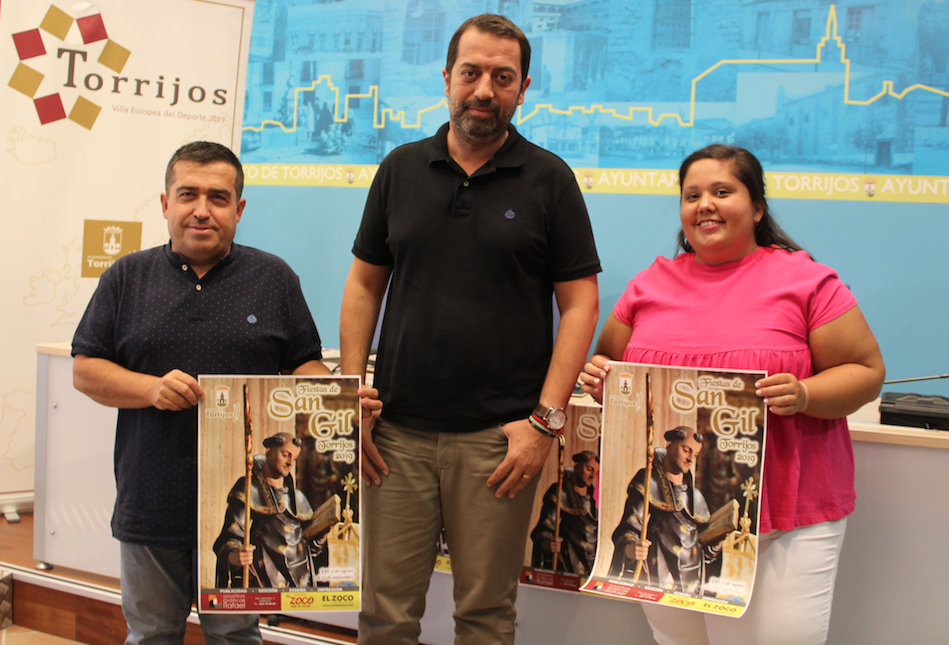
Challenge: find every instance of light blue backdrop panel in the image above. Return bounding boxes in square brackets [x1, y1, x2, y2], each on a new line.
[241, 0, 949, 175]
[238, 186, 949, 397]
[238, 0, 949, 400]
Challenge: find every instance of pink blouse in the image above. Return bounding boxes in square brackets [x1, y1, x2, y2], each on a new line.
[613, 246, 858, 533]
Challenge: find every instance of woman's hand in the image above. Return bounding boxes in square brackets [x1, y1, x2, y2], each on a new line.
[579, 354, 612, 403]
[756, 307, 884, 419]
[802, 306, 885, 418]
[579, 314, 634, 403]
[755, 373, 809, 416]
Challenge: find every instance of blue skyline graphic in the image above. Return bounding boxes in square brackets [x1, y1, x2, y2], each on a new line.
[241, 0, 949, 175]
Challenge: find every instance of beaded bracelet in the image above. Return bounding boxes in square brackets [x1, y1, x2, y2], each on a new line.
[529, 413, 560, 438]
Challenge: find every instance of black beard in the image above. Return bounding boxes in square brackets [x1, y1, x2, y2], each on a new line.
[451, 98, 515, 144]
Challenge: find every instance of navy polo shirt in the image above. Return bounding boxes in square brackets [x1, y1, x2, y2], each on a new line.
[354, 123, 601, 433]
[72, 243, 322, 548]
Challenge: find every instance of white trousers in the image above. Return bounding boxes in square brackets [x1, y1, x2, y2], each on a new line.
[643, 518, 848, 645]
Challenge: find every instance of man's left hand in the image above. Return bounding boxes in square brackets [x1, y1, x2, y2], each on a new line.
[487, 419, 555, 499]
[358, 385, 383, 430]
[355, 385, 386, 487]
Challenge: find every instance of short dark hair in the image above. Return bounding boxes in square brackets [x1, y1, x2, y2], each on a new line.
[164, 140, 244, 199]
[446, 14, 531, 84]
[263, 433, 302, 449]
[573, 450, 599, 465]
[664, 426, 703, 444]
[676, 144, 803, 256]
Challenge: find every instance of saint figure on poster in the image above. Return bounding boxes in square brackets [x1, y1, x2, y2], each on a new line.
[609, 427, 721, 594]
[530, 451, 599, 576]
[213, 433, 328, 589]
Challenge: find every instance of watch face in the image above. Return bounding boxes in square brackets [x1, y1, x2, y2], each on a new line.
[547, 408, 567, 430]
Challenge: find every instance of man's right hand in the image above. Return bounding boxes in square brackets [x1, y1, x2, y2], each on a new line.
[339, 257, 393, 488]
[548, 537, 562, 554]
[73, 355, 202, 411]
[228, 545, 255, 567]
[625, 538, 651, 562]
[360, 418, 389, 487]
[150, 369, 204, 411]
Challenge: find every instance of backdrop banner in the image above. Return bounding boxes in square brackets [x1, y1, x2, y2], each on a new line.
[0, 0, 254, 503]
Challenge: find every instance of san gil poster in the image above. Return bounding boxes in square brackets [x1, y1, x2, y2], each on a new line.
[520, 395, 602, 592]
[580, 363, 767, 618]
[431, 395, 602, 592]
[197, 375, 361, 614]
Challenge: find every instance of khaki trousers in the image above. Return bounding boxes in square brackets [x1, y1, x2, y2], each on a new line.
[358, 418, 539, 645]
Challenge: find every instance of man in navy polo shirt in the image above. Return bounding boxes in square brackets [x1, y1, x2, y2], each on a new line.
[340, 14, 601, 645]
[72, 141, 378, 644]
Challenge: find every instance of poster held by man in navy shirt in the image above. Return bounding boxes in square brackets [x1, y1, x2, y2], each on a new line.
[198, 375, 362, 614]
[580, 363, 767, 618]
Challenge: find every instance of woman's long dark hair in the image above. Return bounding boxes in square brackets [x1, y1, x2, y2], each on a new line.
[675, 144, 804, 256]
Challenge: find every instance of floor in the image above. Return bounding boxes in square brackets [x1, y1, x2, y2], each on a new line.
[0, 514, 357, 645]
[1, 625, 80, 645]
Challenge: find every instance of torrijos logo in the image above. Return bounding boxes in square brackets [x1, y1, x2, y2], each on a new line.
[8, 5, 129, 130]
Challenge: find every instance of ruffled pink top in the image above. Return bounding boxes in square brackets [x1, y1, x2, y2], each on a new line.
[613, 246, 858, 533]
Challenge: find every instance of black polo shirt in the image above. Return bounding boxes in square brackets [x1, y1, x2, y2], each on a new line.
[72, 243, 322, 548]
[353, 123, 600, 433]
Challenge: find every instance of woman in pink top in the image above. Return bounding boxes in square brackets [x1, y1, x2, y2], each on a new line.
[581, 145, 885, 645]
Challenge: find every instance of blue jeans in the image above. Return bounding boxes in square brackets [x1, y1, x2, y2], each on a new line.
[120, 542, 261, 645]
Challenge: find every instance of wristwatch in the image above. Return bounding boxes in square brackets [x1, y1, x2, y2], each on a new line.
[532, 403, 567, 431]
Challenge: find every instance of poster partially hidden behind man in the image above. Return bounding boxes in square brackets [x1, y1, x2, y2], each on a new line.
[520, 395, 601, 592]
[198, 375, 361, 614]
[580, 362, 767, 618]
[431, 395, 602, 593]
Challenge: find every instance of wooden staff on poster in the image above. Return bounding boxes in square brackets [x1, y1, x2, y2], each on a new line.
[633, 373, 654, 584]
[551, 435, 566, 571]
[242, 384, 253, 589]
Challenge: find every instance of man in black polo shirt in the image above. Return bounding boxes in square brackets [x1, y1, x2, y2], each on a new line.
[340, 14, 600, 645]
[72, 141, 377, 644]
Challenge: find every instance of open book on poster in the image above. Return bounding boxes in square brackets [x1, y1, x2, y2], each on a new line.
[196, 375, 362, 614]
[579, 363, 767, 618]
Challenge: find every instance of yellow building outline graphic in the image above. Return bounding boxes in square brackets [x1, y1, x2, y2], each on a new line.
[242, 5, 949, 136]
